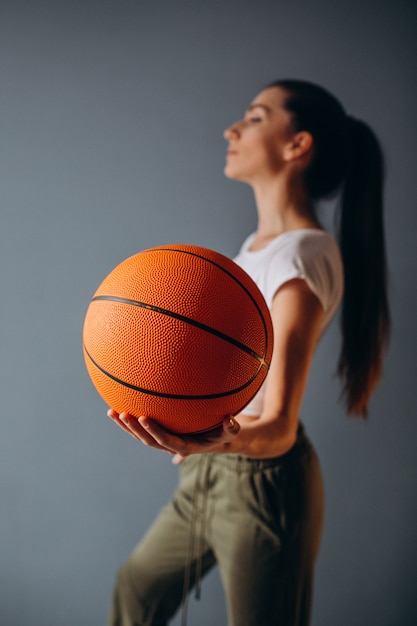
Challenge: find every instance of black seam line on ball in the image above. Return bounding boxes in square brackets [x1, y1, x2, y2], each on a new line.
[83, 344, 265, 400]
[148, 246, 270, 360]
[91, 295, 270, 369]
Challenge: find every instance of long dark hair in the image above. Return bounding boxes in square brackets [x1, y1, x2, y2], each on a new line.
[269, 79, 390, 416]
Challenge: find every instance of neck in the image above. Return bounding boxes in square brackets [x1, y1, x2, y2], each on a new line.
[251, 175, 320, 239]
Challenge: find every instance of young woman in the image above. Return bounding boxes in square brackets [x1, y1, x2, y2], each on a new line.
[106, 79, 390, 626]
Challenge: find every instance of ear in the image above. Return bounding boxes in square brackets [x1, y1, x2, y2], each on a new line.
[283, 131, 314, 162]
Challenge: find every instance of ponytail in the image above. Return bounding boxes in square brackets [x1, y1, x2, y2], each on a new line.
[273, 79, 390, 415]
[337, 118, 390, 416]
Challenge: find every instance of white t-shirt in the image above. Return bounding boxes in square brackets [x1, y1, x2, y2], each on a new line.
[233, 229, 344, 416]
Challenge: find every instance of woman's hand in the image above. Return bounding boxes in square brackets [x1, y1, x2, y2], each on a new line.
[107, 409, 240, 463]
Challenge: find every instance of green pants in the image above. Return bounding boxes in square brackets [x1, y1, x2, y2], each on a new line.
[108, 426, 324, 626]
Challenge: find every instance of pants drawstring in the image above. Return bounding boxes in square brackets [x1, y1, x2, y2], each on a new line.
[180, 454, 213, 626]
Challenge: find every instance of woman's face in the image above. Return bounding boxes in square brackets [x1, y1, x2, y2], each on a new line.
[223, 86, 296, 184]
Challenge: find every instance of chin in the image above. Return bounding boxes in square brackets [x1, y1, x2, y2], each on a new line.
[224, 165, 244, 181]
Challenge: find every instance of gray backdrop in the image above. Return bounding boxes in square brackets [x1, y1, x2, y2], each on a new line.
[1, 1, 416, 624]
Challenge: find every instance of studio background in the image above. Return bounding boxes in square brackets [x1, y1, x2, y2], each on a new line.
[1, 1, 416, 624]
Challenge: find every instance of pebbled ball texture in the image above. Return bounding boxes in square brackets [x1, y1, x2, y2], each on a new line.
[83, 244, 273, 434]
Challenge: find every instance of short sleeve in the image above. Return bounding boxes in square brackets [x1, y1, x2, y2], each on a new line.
[263, 232, 344, 329]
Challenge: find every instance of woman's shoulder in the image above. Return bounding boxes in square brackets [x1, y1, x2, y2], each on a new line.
[234, 228, 343, 318]
[280, 230, 344, 322]
[277, 229, 343, 285]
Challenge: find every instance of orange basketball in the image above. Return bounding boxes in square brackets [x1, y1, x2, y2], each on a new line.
[83, 244, 273, 434]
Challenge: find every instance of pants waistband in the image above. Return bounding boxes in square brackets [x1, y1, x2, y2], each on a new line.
[209, 424, 311, 472]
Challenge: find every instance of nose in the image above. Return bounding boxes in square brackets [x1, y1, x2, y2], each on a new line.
[223, 121, 241, 141]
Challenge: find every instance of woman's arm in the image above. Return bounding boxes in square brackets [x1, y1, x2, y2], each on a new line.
[108, 278, 324, 460]
[228, 278, 324, 457]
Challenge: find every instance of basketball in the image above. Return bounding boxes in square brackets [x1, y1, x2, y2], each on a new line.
[83, 244, 273, 434]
